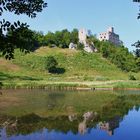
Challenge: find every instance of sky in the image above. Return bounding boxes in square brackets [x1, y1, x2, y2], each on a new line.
[1, 0, 140, 51]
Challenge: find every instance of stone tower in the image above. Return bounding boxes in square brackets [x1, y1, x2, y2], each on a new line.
[78, 28, 87, 45]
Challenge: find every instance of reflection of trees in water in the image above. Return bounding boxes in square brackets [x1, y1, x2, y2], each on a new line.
[0, 115, 18, 137]
[0, 114, 79, 136]
[135, 105, 140, 111]
[0, 112, 134, 138]
[98, 116, 121, 136]
[0, 95, 140, 137]
[0, 110, 128, 137]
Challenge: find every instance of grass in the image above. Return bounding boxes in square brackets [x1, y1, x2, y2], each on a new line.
[0, 47, 140, 89]
[113, 81, 140, 89]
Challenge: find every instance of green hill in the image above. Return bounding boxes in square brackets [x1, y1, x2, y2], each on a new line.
[0, 47, 140, 89]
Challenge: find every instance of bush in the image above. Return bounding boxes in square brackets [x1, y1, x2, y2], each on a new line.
[45, 56, 58, 73]
[129, 74, 136, 80]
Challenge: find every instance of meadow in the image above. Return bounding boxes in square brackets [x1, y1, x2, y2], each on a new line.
[0, 47, 140, 89]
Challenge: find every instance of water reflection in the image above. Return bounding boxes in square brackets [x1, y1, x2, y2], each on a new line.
[1, 108, 140, 140]
[98, 116, 121, 136]
[68, 114, 77, 122]
[78, 112, 97, 135]
[0, 89, 140, 140]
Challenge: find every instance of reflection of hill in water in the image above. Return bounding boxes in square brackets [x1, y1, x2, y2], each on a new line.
[1, 90, 140, 138]
[0, 103, 139, 137]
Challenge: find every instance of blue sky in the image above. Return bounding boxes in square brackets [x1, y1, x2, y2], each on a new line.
[2, 0, 140, 51]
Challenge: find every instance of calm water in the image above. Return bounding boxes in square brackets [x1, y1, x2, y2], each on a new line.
[0, 89, 140, 140]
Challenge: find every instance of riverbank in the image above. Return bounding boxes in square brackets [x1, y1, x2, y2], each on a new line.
[1, 80, 140, 90]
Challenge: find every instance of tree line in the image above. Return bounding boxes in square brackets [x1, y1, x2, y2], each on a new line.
[33, 29, 79, 48]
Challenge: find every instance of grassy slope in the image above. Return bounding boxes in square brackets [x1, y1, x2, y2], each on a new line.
[0, 47, 140, 88]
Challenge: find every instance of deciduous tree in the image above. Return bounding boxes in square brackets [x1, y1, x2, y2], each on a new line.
[133, 0, 140, 18]
[0, 0, 47, 59]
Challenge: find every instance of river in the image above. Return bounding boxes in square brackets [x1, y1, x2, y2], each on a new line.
[0, 89, 140, 140]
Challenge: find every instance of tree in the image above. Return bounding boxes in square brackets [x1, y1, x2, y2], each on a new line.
[45, 56, 58, 73]
[132, 41, 140, 70]
[55, 29, 71, 48]
[44, 32, 56, 47]
[61, 29, 71, 48]
[70, 29, 78, 44]
[133, 0, 140, 18]
[132, 41, 140, 57]
[32, 31, 45, 47]
[0, 0, 47, 59]
[132, 1, 140, 70]
[5, 26, 40, 59]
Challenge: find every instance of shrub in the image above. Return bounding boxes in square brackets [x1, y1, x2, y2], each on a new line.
[129, 74, 136, 80]
[45, 56, 58, 73]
